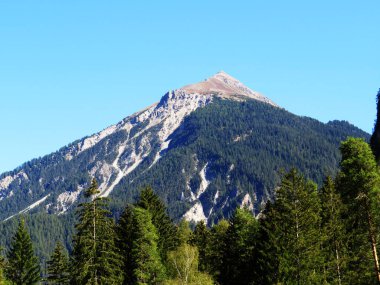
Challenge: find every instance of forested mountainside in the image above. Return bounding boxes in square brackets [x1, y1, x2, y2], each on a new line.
[0, 72, 369, 262]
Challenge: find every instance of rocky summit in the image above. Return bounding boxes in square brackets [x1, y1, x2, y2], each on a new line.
[0, 72, 368, 228]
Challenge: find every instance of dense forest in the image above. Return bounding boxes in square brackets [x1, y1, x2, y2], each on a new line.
[1, 136, 380, 284]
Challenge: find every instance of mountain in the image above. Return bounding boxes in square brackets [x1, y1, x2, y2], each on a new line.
[0, 71, 369, 257]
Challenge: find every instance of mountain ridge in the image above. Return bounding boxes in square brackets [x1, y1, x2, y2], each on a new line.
[0, 72, 369, 225]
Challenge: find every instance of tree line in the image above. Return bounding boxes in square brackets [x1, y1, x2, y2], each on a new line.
[0, 135, 380, 284]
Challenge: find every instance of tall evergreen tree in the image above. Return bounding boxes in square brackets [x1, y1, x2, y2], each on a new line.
[319, 176, 348, 285]
[137, 187, 179, 260]
[190, 221, 211, 273]
[336, 137, 380, 284]
[0, 248, 7, 285]
[206, 219, 228, 281]
[268, 168, 323, 284]
[254, 201, 280, 285]
[71, 179, 123, 284]
[219, 208, 259, 285]
[370, 89, 380, 163]
[130, 207, 166, 285]
[116, 205, 136, 285]
[5, 219, 41, 285]
[47, 242, 69, 285]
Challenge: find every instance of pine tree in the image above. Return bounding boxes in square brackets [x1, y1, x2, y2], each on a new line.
[5, 219, 41, 285]
[130, 207, 166, 285]
[47, 242, 69, 284]
[370, 89, 380, 163]
[71, 178, 123, 284]
[268, 168, 323, 284]
[219, 208, 259, 285]
[336, 138, 380, 284]
[319, 176, 348, 285]
[137, 187, 179, 260]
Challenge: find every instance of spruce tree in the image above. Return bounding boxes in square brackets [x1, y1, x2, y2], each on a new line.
[0, 248, 7, 285]
[219, 208, 259, 285]
[71, 178, 123, 284]
[370, 89, 380, 163]
[268, 168, 323, 284]
[336, 138, 380, 284]
[47, 242, 69, 284]
[137, 187, 179, 260]
[116, 205, 136, 285]
[130, 207, 166, 285]
[190, 221, 211, 272]
[208, 219, 229, 281]
[319, 176, 348, 285]
[5, 219, 41, 285]
[254, 201, 280, 285]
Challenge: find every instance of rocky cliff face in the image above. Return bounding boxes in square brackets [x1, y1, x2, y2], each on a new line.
[0, 72, 368, 224]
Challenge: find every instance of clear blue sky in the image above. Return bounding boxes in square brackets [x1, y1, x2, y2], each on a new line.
[0, 1, 379, 174]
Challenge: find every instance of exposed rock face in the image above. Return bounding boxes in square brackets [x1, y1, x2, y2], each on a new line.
[182, 71, 277, 106]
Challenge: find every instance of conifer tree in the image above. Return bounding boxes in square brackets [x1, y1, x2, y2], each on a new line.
[219, 208, 259, 285]
[208, 219, 229, 281]
[370, 89, 380, 163]
[5, 219, 41, 285]
[336, 138, 380, 284]
[71, 178, 123, 284]
[319, 176, 348, 285]
[130, 207, 166, 285]
[47, 241, 69, 284]
[190, 221, 211, 272]
[0, 248, 7, 285]
[116, 205, 135, 285]
[137, 187, 179, 260]
[268, 168, 323, 284]
[254, 201, 280, 285]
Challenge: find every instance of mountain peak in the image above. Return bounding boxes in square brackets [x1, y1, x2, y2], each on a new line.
[180, 71, 278, 106]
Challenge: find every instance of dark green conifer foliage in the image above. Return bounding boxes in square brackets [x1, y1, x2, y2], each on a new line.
[370, 89, 380, 163]
[207, 219, 229, 281]
[5, 219, 41, 285]
[0, 248, 7, 285]
[219, 208, 259, 285]
[254, 201, 280, 285]
[116, 205, 135, 285]
[46, 242, 69, 284]
[319, 177, 348, 285]
[137, 187, 179, 260]
[71, 179, 123, 284]
[336, 138, 380, 284]
[269, 169, 323, 284]
[130, 207, 166, 285]
[190, 221, 211, 272]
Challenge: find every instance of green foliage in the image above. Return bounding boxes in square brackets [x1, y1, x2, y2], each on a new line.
[137, 187, 179, 260]
[370, 89, 380, 163]
[265, 169, 323, 284]
[336, 137, 380, 284]
[319, 177, 348, 284]
[70, 179, 123, 284]
[5, 219, 41, 285]
[47, 241, 69, 284]
[190, 221, 211, 272]
[130, 207, 166, 285]
[164, 244, 214, 285]
[219, 208, 259, 285]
